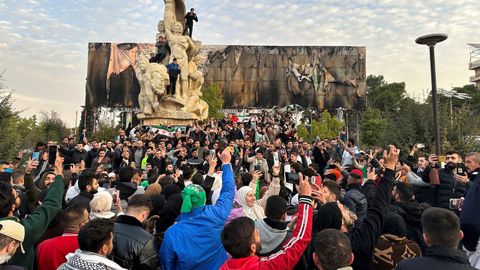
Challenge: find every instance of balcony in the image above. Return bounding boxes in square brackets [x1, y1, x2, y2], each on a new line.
[470, 75, 480, 82]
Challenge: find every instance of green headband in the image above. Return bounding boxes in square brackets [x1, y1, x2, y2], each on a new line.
[181, 184, 206, 213]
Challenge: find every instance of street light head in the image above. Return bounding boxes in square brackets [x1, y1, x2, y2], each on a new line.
[416, 33, 448, 46]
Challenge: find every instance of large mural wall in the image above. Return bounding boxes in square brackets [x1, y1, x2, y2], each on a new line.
[85, 43, 366, 110]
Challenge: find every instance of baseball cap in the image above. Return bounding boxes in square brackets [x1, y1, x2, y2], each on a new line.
[0, 220, 25, 253]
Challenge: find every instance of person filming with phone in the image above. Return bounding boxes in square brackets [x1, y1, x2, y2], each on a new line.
[430, 151, 468, 209]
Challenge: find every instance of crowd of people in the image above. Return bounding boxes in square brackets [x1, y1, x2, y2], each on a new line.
[0, 111, 480, 270]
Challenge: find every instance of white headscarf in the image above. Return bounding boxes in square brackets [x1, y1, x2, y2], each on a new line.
[237, 186, 258, 220]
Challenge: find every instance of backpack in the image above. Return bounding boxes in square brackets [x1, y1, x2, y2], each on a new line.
[372, 234, 422, 270]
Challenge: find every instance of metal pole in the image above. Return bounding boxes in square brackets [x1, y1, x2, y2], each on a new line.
[429, 46, 441, 155]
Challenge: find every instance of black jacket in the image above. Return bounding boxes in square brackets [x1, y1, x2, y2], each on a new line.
[436, 168, 464, 208]
[66, 191, 94, 212]
[113, 215, 160, 270]
[228, 128, 244, 141]
[390, 201, 428, 252]
[396, 245, 475, 270]
[350, 169, 395, 270]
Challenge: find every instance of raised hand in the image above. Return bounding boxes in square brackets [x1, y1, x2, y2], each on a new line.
[383, 145, 400, 171]
[220, 148, 231, 165]
[298, 172, 312, 197]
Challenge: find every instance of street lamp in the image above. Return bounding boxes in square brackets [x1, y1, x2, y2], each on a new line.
[416, 33, 448, 155]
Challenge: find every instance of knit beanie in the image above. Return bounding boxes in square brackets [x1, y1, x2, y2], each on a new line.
[382, 212, 407, 237]
[180, 184, 206, 213]
[314, 202, 343, 233]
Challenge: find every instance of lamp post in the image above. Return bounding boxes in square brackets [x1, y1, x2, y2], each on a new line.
[416, 33, 448, 155]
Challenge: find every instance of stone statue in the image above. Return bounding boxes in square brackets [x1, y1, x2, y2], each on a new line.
[135, 55, 155, 115]
[135, 0, 208, 125]
[188, 54, 206, 97]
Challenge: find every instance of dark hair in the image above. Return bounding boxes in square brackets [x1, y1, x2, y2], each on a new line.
[62, 205, 88, 229]
[291, 162, 302, 174]
[158, 175, 174, 189]
[78, 218, 114, 253]
[422, 207, 460, 248]
[98, 147, 107, 153]
[78, 170, 96, 192]
[255, 149, 264, 155]
[191, 172, 204, 185]
[11, 169, 25, 184]
[127, 194, 152, 212]
[265, 196, 287, 221]
[322, 180, 341, 201]
[221, 217, 255, 258]
[395, 182, 414, 202]
[348, 138, 355, 145]
[0, 181, 14, 218]
[239, 172, 253, 187]
[119, 166, 137, 183]
[180, 164, 193, 180]
[313, 229, 352, 270]
[445, 150, 461, 158]
[0, 172, 11, 183]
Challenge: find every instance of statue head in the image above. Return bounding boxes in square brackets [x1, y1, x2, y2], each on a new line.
[138, 58, 148, 71]
[149, 64, 169, 95]
[157, 20, 165, 32]
[171, 21, 183, 34]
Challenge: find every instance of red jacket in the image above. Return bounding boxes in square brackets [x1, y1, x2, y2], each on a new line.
[220, 196, 313, 270]
[36, 234, 79, 270]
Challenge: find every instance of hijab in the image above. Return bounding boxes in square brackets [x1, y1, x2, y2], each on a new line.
[237, 186, 260, 220]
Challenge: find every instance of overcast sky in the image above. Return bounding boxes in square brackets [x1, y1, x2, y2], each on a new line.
[0, 0, 478, 126]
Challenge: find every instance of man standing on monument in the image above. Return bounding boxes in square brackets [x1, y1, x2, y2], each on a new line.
[166, 58, 181, 97]
[184, 8, 198, 38]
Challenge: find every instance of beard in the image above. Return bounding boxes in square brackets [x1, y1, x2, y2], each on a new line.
[254, 240, 262, 255]
[90, 189, 98, 195]
[446, 162, 457, 170]
[0, 253, 13, 264]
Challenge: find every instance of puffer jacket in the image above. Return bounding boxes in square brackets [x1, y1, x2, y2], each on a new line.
[397, 245, 476, 270]
[112, 215, 159, 270]
[436, 168, 465, 208]
[343, 184, 367, 224]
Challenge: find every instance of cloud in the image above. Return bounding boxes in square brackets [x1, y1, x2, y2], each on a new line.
[0, 0, 478, 125]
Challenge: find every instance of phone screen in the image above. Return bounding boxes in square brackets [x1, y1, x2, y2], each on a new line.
[31, 152, 40, 161]
[48, 145, 57, 165]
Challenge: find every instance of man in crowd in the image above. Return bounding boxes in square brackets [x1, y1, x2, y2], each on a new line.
[0, 220, 25, 267]
[160, 149, 235, 270]
[220, 172, 313, 269]
[166, 58, 181, 96]
[254, 195, 291, 256]
[58, 218, 125, 270]
[184, 8, 198, 37]
[113, 194, 159, 269]
[312, 229, 354, 270]
[0, 154, 64, 269]
[397, 207, 475, 270]
[67, 170, 98, 212]
[36, 206, 89, 270]
[434, 151, 466, 208]
[343, 169, 367, 225]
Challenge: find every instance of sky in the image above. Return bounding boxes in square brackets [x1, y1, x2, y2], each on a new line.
[0, 0, 479, 126]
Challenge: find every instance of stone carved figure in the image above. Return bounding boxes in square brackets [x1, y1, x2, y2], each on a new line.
[164, 0, 198, 100]
[188, 54, 206, 97]
[135, 0, 208, 124]
[135, 55, 155, 115]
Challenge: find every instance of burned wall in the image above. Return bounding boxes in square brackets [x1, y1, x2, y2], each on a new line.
[85, 43, 366, 110]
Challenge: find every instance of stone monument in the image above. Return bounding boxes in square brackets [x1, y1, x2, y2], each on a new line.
[136, 0, 209, 125]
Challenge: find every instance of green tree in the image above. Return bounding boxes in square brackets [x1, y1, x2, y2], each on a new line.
[33, 110, 68, 143]
[202, 84, 224, 119]
[297, 111, 344, 142]
[360, 108, 388, 147]
[92, 119, 118, 142]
